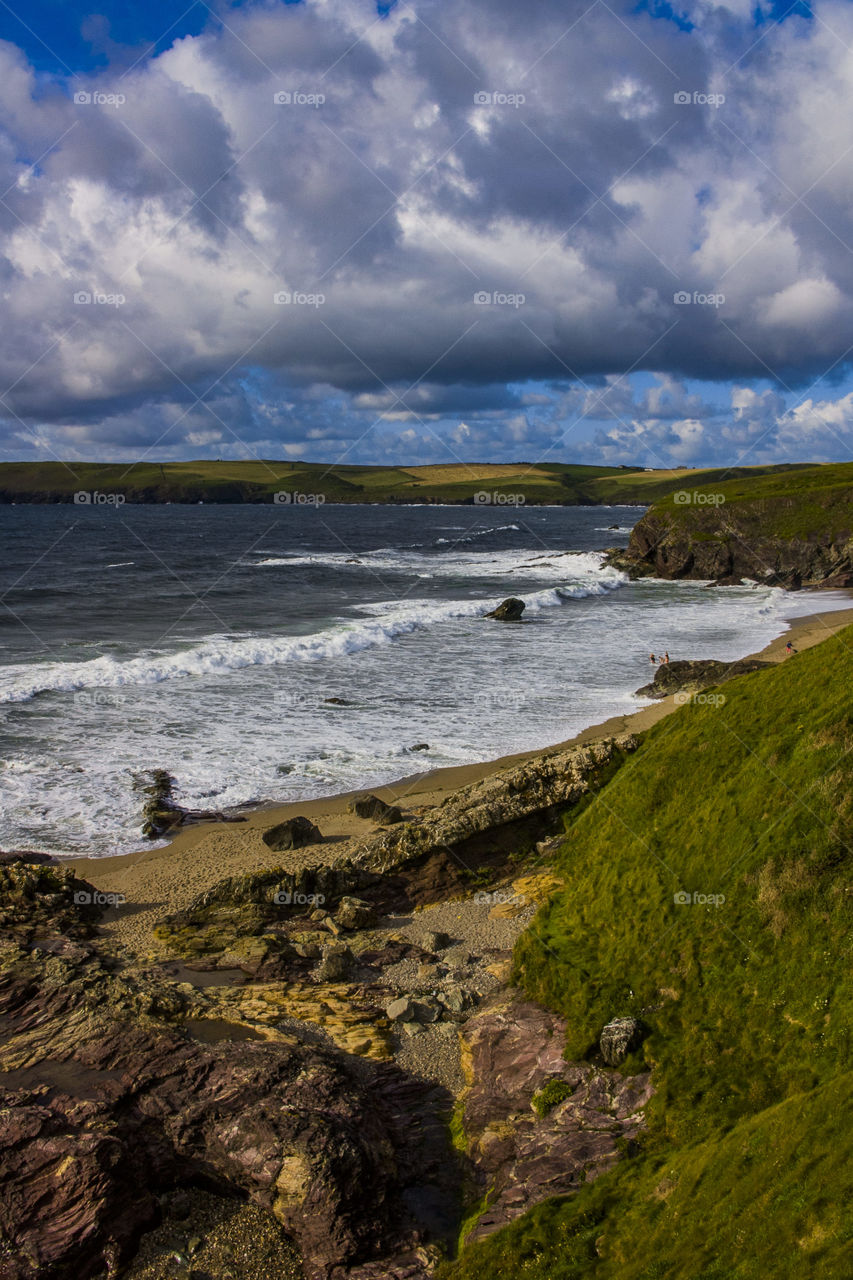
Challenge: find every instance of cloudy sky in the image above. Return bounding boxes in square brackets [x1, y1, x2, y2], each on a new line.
[0, 0, 852, 468]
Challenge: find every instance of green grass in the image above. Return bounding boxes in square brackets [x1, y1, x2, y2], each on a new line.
[439, 1076, 853, 1279]
[647, 461, 853, 541]
[531, 1077, 573, 1117]
[440, 626, 853, 1279]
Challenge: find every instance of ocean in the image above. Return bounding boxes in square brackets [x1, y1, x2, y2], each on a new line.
[0, 502, 847, 857]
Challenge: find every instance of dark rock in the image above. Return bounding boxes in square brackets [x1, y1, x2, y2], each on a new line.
[420, 930, 451, 953]
[635, 658, 772, 700]
[409, 743, 430, 752]
[599, 1017, 648, 1066]
[385, 997, 439, 1025]
[606, 495, 853, 590]
[0, 941, 460, 1280]
[334, 897, 377, 930]
[0, 863, 105, 941]
[138, 768, 184, 839]
[437, 988, 477, 1018]
[350, 794, 404, 824]
[136, 769, 247, 840]
[262, 816, 323, 852]
[316, 942, 354, 982]
[324, 697, 349, 705]
[385, 996, 418, 1022]
[0, 850, 57, 867]
[485, 597, 525, 622]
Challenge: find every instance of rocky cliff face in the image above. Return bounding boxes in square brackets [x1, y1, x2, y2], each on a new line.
[456, 996, 652, 1243]
[0, 870, 458, 1280]
[608, 490, 853, 588]
[0, 737, 644, 1280]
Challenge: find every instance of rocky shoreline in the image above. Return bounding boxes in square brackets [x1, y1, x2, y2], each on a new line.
[2, 608, 852, 1280]
[0, 738, 649, 1280]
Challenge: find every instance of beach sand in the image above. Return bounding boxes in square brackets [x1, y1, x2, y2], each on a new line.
[70, 603, 853, 952]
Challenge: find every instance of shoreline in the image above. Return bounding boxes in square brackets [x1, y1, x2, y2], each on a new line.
[69, 600, 853, 939]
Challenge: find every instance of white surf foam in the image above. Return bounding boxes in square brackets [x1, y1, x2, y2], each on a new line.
[0, 558, 628, 704]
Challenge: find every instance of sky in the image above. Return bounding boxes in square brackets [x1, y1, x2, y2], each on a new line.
[0, 0, 852, 469]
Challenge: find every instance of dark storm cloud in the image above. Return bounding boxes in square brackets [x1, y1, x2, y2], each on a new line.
[0, 0, 852, 462]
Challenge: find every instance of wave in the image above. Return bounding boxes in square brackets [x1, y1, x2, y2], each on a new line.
[250, 546, 613, 582]
[0, 561, 627, 704]
[434, 523, 519, 545]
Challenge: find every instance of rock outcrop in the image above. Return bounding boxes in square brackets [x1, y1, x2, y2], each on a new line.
[137, 769, 247, 840]
[350, 736, 638, 878]
[456, 996, 653, 1242]
[485, 597, 525, 621]
[599, 1016, 647, 1065]
[350, 794, 404, 824]
[0, 883, 459, 1280]
[263, 815, 324, 851]
[607, 484, 853, 588]
[635, 658, 772, 699]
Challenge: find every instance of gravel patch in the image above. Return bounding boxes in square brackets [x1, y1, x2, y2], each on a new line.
[374, 889, 538, 1092]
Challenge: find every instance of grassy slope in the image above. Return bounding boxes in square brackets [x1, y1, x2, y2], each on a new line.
[638, 461, 853, 541]
[0, 459, 818, 505]
[440, 626, 853, 1279]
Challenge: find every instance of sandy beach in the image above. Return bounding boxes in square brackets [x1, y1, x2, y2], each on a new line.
[70, 602, 853, 952]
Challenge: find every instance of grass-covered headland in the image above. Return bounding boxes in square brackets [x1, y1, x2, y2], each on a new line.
[612, 460, 853, 587]
[441, 625, 853, 1279]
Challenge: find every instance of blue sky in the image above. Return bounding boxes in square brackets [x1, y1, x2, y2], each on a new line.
[0, 2, 210, 75]
[0, 0, 852, 468]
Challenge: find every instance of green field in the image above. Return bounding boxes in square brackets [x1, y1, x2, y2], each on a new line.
[0, 458, 818, 506]
[440, 626, 853, 1278]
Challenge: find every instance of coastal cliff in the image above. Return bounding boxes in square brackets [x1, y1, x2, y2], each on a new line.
[606, 460, 853, 587]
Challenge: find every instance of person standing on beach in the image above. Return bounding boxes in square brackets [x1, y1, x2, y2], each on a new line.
[786, 641, 797, 656]
[650, 653, 656, 664]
